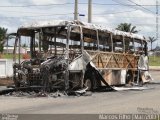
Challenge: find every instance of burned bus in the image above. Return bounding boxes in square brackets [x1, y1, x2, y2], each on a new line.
[12, 20, 152, 91]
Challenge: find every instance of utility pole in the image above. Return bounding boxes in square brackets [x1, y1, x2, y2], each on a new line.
[156, 0, 159, 46]
[88, 0, 92, 23]
[74, 0, 78, 20]
[154, 0, 159, 61]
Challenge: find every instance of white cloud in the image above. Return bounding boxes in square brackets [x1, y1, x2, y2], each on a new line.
[133, 0, 156, 5]
[91, 2, 157, 37]
[0, 0, 159, 47]
[30, 0, 67, 5]
[0, 17, 24, 32]
[93, 16, 107, 24]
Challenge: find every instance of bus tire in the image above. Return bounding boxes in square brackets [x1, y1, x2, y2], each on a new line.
[84, 79, 93, 91]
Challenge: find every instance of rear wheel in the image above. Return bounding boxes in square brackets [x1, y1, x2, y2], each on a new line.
[69, 72, 83, 90]
[126, 70, 133, 84]
[84, 79, 93, 91]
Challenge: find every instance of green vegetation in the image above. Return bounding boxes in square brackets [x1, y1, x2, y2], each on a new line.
[1, 54, 14, 59]
[0, 54, 24, 59]
[149, 56, 160, 66]
[148, 37, 157, 51]
[116, 23, 139, 50]
[116, 23, 138, 33]
[1, 53, 30, 59]
[0, 26, 15, 53]
[0, 27, 8, 53]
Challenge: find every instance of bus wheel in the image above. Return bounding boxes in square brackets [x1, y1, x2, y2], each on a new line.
[84, 79, 93, 91]
[126, 70, 133, 84]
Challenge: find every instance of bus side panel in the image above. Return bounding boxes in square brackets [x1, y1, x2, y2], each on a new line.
[101, 69, 126, 86]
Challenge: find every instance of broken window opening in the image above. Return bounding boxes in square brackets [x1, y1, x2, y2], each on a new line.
[124, 37, 135, 54]
[112, 36, 123, 53]
[83, 30, 98, 51]
[134, 39, 144, 55]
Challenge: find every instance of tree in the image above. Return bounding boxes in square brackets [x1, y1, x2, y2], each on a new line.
[116, 23, 138, 33]
[148, 37, 157, 51]
[22, 43, 27, 48]
[0, 27, 8, 53]
[116, 23, 139, 51]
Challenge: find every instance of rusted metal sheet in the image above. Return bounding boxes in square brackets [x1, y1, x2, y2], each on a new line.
[87, 51, 139, 69]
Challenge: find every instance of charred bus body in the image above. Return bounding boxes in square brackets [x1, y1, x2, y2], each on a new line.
[12, 20, 152, 91]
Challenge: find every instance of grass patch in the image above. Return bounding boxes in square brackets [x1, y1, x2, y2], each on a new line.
[2, 54, 14, 59]
[149, 56, 160, 66]
[0, 54, 24, 59]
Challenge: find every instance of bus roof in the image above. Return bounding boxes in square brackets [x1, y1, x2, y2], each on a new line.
[19, 20, 147, 41]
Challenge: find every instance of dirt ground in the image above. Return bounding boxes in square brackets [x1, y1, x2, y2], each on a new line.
[0, 78, 13, 86]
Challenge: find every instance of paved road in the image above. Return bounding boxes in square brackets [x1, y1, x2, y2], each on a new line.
[0, 71, 160, 114]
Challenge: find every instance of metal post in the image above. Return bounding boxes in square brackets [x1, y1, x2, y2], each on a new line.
[88, 0, 92, 23]
[18, 36, 21, 64]
[6, 36, 8, 54]
[122, 36, 125, 52]
[13, 37, 18, 62]
[39, 32, 41, 53]
[79, 26, 84, 53]
[137, 69, 140, 84]
[110, 33, 113, 52]
[79, 26, 85, 88]
[144, 42, 148, 56]
[133, 38, 135, 53]
[74, 0, 78, 20]
[54, 28, 57, 55]
[96, 30, 99, 51]
[30, 33, 34, 58]
[65, 25, 72, 90]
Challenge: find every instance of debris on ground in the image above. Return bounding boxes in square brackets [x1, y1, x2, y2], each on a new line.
[49, 90, 66, 98]
[75, 87, 88, 94]
[113, 86, 150, 91]
[0, 81, 157, 98]
[1, 87, 92, 98]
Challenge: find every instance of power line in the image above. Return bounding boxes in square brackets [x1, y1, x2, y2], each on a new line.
[94, 16, 158, 18]
[0, 2, 160, 7]
[0, 9, 138, 18]
[0, 10, 73, 15]
[0, 10, 138, 18]
[0, 13, 73, 18]
[111, 0, 138, 10]
[92, 3, 160, 6]
[0, 9, 159, 16]
[93, 9, 138, 15]
[0, 9, 137, 15]
[0, 10, 158, 19]
[127, 0, 155, 14]
[112, 0, 156, 14]
[0, 3, 74, 7]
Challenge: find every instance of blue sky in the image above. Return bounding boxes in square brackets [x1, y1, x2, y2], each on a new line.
[0, 0, 159, 48]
